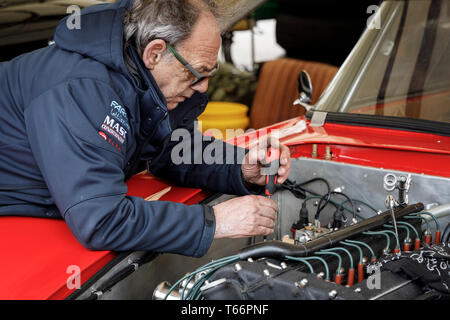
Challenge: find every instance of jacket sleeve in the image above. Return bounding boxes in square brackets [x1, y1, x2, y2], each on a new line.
[148, 121, 262, 196]
[23, 79, 214, 257]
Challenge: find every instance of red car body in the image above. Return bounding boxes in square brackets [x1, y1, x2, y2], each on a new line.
[1, 113, 448, 299]
[1, 0, 449, 300]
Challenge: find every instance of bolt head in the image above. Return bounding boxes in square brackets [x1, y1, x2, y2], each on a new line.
[328, 290, 338, 299]
[300, 278, 308, 287]
[295, 278, 309, 288]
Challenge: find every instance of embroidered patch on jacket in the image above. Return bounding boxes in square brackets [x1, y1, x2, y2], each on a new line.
[99, 130, 123, 152]
[101, 115, 127, 144]
[98, 101, 130, 152]
[98, 131, 107, 140]
[110, 101, 130, 130]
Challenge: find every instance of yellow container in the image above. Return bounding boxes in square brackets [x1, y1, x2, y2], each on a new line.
[198, 102, 249, 140]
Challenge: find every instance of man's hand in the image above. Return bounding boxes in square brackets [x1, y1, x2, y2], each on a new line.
[241, 136, 291, 186]
[212, 195, 277, 239]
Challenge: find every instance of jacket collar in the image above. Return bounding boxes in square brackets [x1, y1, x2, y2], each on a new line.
[127, 45, 167, 110]
[126, 45, 209, 131]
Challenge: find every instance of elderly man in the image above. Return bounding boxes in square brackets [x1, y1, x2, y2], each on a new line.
[0, 0, 291, 257]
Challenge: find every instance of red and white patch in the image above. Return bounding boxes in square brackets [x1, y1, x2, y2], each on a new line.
[98, 131, 107, 140]
[100, 115, 127, 144]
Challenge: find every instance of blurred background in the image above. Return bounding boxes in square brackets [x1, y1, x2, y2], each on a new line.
[0, 0, 376, 131]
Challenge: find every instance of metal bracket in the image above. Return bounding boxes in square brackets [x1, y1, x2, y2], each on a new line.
[309, 111, 327, 127]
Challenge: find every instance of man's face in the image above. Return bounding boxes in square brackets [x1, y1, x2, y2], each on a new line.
[151, 12, 221, 110]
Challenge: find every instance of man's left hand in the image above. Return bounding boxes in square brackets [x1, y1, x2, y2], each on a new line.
[241, 136, 291, 187]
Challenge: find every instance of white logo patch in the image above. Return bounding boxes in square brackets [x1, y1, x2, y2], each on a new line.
[110, 101, 130, 130]
[101, 115, 127, 144]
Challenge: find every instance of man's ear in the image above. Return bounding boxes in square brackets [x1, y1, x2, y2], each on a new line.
[142, 39, 166, 70]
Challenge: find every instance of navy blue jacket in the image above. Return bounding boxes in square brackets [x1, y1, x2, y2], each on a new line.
[0, 0, 252, 257]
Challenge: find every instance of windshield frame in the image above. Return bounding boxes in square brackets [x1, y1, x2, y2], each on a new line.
[312, 0, 449, 133]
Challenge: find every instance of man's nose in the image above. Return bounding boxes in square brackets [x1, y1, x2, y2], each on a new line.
[191, 78, 209, 93]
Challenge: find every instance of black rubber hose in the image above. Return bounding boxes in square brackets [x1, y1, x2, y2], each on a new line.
[281, 178, 331, 199]
[315, 191, 356, 220]
[442, 222, 450, 243]
[239, 202, 424, 260]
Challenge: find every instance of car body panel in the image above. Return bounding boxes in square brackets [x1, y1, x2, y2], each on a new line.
[1, 0, 449, 300]
[1, 110, 449, 299]
[0, 172, 207, 299]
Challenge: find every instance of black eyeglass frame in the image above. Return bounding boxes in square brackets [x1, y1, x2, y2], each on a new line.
[166, 43, 218, 87]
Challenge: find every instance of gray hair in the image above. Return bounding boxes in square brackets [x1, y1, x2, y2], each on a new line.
[123, 0, 219, 57]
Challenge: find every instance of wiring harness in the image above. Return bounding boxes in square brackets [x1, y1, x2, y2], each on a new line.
[162, 202, 442, 300]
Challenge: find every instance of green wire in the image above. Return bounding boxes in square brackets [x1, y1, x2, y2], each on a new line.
[397, 221, 420, 239]
[286, 255, 333, 280]
[404, 215, 430, 233]
[304, 195, 322, 202]
[345, 239, 376, 260]
[285, 255, 314, 274]
[296, 256, 331, 281]
[316, 251, 342, 275]
[323, 247, 354, 269]
[339, 205, 365, 220]
[184, 273, 206, 300]
[187, 257, 241, 300]
[363, 231, 391, 253]
[303, 196, 366, 220]
[304, 194, 381, 221]
[165, 255, 240, 300]
[417, 211, 440, 231]
[340, 199, 379, 214]
[384, 223, 410, 242]
[340, 241, 363, 264]
[180, 255, 240, 299]
[380, 229, 400, 250]
[304, 256, 330, 281]
[186, 268, 217, 300]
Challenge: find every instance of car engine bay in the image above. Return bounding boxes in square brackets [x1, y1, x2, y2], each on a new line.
[155, 157, 450, 300]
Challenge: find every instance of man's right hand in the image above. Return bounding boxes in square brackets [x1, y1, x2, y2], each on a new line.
[212, 195, 278, 239]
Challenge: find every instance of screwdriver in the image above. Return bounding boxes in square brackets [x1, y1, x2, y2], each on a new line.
[386, 195, 400, 244]
[264, 146, 280, 198]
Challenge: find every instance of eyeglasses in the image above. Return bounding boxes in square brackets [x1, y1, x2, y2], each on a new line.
[166, 43, 218, 87]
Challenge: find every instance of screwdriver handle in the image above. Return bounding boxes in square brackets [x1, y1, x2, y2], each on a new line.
[264, 146, 280, 197]
[265, 174, 278, 196]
